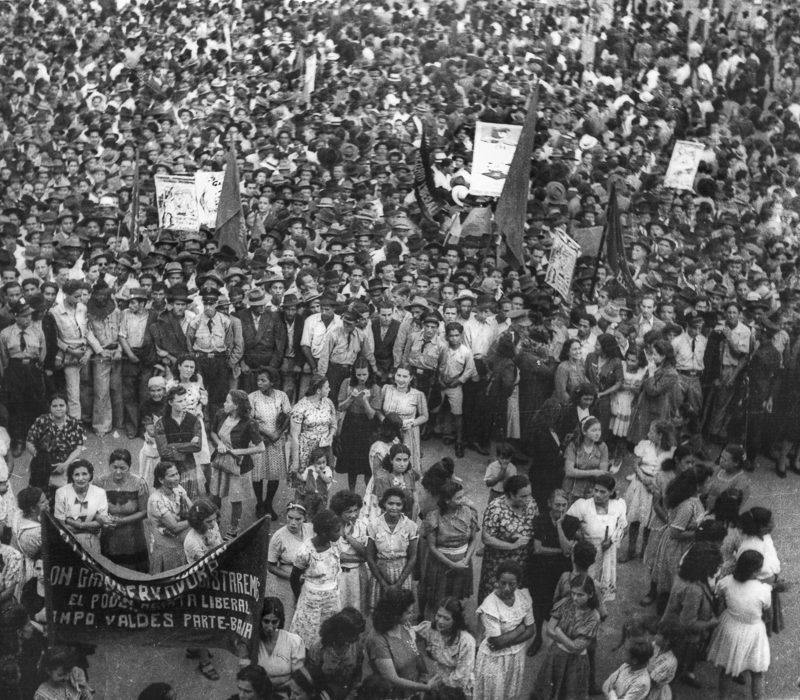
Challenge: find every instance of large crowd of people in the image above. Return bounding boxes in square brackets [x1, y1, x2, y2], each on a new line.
[0, 0, 795, 697]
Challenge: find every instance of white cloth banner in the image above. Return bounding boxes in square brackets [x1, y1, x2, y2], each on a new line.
[545, 229, 582, 299]
[468, 122, 523, 197]
[664, 140, 705, 191]
[195, 172, 225, 229]
[154, 175, 198, 232]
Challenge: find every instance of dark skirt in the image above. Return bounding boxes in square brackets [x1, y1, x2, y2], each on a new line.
[335, 411, 374, 476]
[2, 361, 46, 442]
[421, 548, 474, 602]
[527, 554, 572, 628]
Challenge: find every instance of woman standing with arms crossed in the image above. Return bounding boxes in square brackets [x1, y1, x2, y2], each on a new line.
[154, 386, 202, 500]
[376, 364, 428, 477]
[147, 461, 192, 574]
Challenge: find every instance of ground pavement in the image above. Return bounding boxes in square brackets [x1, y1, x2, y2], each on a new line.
[7, 432, 798, 700]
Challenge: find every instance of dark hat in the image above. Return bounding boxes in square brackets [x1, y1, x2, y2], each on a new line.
[9, 299, 33, 317]
[167, 284, 190, 302]
[529, 328, 549, 343]
[281, 293, 301, 307]
[201, 287, 222, 302]
[246, 288, 270, 307]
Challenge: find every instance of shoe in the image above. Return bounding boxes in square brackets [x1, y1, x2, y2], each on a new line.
[680, 675, 702, 689]
[269, 510, 279, 522]
[198, 662, 219, 681]
[526, 636, 543, 657]
[442, 435, 455, 446]
[255, 504, 266, 519]
[455, 442, 464, 458]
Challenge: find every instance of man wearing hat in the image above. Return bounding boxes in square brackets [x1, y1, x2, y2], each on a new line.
[672, 309, 707, 414]
[437, 320, 478, 457]
[0, 298, 46, 455]
[187, 288, 236, 418]
[119, 286, 155, 439]
[403, 312, 447, 435]
[236, 289, 287, 394]
[745, 318, 782, 471]
[278, 293, 306, 402]
[316, 308, 377, 408]
[148, 285, 195, 380]
[300, 291, 343, 379]
[393, 296, 431, 367]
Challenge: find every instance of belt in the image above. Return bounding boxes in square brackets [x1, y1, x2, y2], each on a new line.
[678, 370, 700, 376]
[196, 351, 227, 358]
[414, 366, 435, 376]
[8, 358, 36, 365]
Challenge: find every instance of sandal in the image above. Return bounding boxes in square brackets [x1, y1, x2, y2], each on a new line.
[198, 662, 220, 681]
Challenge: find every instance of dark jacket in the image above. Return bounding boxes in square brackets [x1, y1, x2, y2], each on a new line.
[281, 309, 307, 369]
[235, 308, 287, 369]
[148, 309, 189, 362]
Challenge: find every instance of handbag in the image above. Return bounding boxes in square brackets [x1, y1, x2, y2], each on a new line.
[211, 450, 241, 476]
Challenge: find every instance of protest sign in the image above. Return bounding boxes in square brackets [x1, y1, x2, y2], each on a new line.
[154, 175, 198, 232]
[469, 122, 523, 197]
[42, 513, 269, 656]
[195, 172, 225, 228]
[545, 229, 582, 299]
[664, 141, 705, 191]
[303, 54, 317, 102]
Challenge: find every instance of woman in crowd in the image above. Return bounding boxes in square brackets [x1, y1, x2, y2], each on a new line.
[290, 375, 337, 474]
[414, 596, 476, 696]
[475, 559, 535, 700]
[226, 665, 273, 700]
[609, 345, 647, 470]
[336, 357, 380, 492]
[662, 541, 722, 690]
[376, 363, 429, 476]
[478, 474, 537, 603]
[289, 509, 343, 651]
[553, 338, 587, 406]
[562, 416, 609, 503]
[251, 597, 305, 699]
[420, 479, 479, 619]
[328, 489, 367, 610]
[307, 607, 366, 700]
[26, 393, 86, 493]
[566, 474, 628, 602]
[34, 646, 93, 700]
[95, 448, 149, 572]
[12, 486, 48, 583]
[601, 640, 654, 700]
[209, 389, 265, 540]
[146, 461, 192, 574]
[248, 366, 292, 521]
[707, 551, 772, 700]
[373, 442, 418, 518]
[184, 500, 222, 681]
[154, 385, 202, 500]
[486, 335, 518, 450]
[362, 412, 405, 522]
[366, 487, 419, 611]
[526, 399, 566, 513]
[533, 573, 602, 700]
[645, 467, 708, 611]
[585, 333, 624, 441]
[365, 588, 434, 697]
[737, 508, 781, 583]
[556, 383, 598, 442]
[526, 489, 573, 656]
[54, 459, 108, 555]
[704, 443, 751, 515]
[266, 502, 313, 625]
[627, 339, 682, 447]
[170, 354, 212, 479]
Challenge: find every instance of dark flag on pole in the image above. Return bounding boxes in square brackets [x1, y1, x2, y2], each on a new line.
[604, 184, 635, 290]
[413, 124, 445, 222]
[495, 85, 539, 269]
[215, 142, 248, 258]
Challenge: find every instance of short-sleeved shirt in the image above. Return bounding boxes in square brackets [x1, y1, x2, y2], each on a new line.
[365, 626, 424, 686]
[293, 538, 341, 590]
[367, 513, 418, 560]
[483, 460, 517, 494]
[257, 629, 306, 690]
[722, 321, 751, 367]
[268, 523, 314, 570]
[54, 484, 108, 525]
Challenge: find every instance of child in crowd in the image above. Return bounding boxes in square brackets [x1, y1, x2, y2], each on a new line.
[294, 447, 334, 518]
[482, 442, 516, 502]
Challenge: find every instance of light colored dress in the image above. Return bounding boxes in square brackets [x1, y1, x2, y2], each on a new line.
[646, 645, 678, 700]
[566, 497, 628, 601]
[380, 384, 426, 473]
[249, 389, 291, 481]
[289, 538, 343, 650]
[602, 663, 651, 700]
[0, 542, 23, 603]
[474, 588, 534, 700]
[610, 366, 645, 437]
[626, 440, 674, 524]
[53, 483, 109, 555]
[11, 515, 40, 584]
[267, 523, 314, 625]
[338, 516, 369, 610]
[146, 486, 190, 574]
[367, 513, 419, 611]
[707, 575, 772, 676]
[257, 629, 306, 699]
[414, 622, 476, 697]
[291, 396, 336, 471]
[736, 535, 780, 581]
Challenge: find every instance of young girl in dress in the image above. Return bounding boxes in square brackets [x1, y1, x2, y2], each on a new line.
[362, 414, 404, 522]
[704, 443, 751, 515]
[533, 573, 602, 700]
[294, 447, 334, 518]
[609, 346, 646, 470]
[647, 620, 680, 700]
[624, 420, 676, 562]
[372, 443, 418, 519]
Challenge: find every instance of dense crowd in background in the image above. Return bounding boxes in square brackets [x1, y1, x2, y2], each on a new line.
[0, 0, 797, 697]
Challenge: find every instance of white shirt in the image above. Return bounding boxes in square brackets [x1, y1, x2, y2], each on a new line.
[300, 312, 342, 359]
